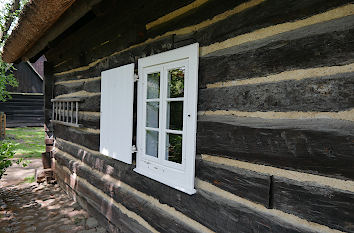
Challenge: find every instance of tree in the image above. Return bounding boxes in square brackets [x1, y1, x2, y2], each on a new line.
[0, 0, 28, 179]
[0, 0, 29, 102]
[0, 0, 20, 46]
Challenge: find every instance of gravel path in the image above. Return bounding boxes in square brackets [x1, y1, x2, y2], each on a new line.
[0, 161, 107, 232]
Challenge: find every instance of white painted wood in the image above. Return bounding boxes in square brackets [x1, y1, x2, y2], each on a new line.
[75, 102, 78, 125]
[135, 43, 199, 194]
[100, 63, 135, 164]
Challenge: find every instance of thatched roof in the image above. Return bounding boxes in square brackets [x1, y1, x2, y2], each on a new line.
[2, 0, 76, 63]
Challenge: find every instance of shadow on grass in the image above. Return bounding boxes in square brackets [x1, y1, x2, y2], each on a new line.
[5, 127, 45, 158]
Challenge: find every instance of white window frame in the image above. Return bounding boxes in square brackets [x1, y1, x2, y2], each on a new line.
[134, 43, 199, 194]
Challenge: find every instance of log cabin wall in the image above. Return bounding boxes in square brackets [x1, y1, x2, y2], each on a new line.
[44, 0, 354, 232]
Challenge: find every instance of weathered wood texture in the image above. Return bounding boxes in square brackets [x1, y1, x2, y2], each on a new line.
[7, 62, 43, 93]
[0, 94, 44, 127]
[272, 177, 354, 233]
[41, 0, 354, 232]
[199, 73, 354, 112]
[47, 0, 351, 74]
[53, 124, 99, 151]
[44, 62, 55, 128]
[47, 0, 195, 74]
[199, 26, 354, 88]
[197, 115, 354, 180]
[55, 94, 100, 112]
[54, 145, 314, 233]
[55, 169, 143, 233]
[54, 78, 100, 96]
[196, 158, 271, 207]
[56, 138, 354, 233]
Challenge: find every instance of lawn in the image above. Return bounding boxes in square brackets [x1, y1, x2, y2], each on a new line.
[5, 127, 45, 158]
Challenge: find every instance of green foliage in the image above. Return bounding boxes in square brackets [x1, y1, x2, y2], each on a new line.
[0, 58, 18, 102]
[22, 175, 35, 183]
[0, 141, 29, 179]
[0, 141, 15, 179]
[0, 0, 28, 46]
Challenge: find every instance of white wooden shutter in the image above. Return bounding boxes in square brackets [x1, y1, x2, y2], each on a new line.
[100, 63, 134, 164]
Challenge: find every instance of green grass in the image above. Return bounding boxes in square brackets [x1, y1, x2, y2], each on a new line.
[5, 127, 45, 158]
[22, 175, 35, 183]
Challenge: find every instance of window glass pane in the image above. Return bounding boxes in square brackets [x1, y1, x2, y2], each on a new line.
[146, 102, 159, 128]
[166, 133, 182, 164]
[168, 68, 184, 98]
[147, 72, 160, 99]
[167, 101, 183, 130]
[146, 130, 158, 157]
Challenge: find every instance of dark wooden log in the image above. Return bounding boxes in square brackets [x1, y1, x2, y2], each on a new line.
[52, 36, 174, 82]
[78, 112, 100, 129]
[198, 72, 354, 112]
[0, 93, 44, 127]
[55, 151, 202, 233]
[48, 0, 350, 75]
[54, 94, 100, 112]
[54, 78, 101, 96]
[55, 139, 316, 233]
[199, 27, 354, 87]
[55, 169, 144, 233]
[272, 177, 354, 233]
[196, 158, 270, 207]
[47, 0, 193, 74]
[193, 0, 351, 47]
[147, 0, 250, 38]
[197, 115, 354, 180]
[53, 124, 99, 151]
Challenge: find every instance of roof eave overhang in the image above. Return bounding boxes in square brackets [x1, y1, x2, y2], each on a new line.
[2, 0, 77, 63]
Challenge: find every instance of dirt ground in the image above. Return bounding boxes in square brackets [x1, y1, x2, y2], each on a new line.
[0, 160, 107, 233]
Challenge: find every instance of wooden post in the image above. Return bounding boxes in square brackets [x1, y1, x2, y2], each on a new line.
[0, 113, 5, 140]
[71, 102, 73, 123]
[76, 101, 79, 125]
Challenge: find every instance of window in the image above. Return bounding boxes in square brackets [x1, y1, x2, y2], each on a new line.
[135, 43, 199, 194]
[100, 43, 199, 194]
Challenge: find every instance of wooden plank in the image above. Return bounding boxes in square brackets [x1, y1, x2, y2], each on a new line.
[48, 0, 350, 75]
[51, 97, 83, 102]
[54, 78, 101, 96]
[47, 0, 194, 74]
[0, 93, 44, 127]
[198, 72, 354, 112]
[199, 27, 354, 88]
[52, 36, 173, 82]
[55, 139, 316, 233]
[196, 157, 271, 207]
[51, 120, 82, 128]
[55, 166, 147, 233]
[272, 177, 354, 233]
[54, 124, 99, 151]
[55, 152, 200, 233]
[197, 115, 354, 180]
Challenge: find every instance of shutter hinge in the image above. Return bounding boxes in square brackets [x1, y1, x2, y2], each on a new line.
[134, 74, 139, 82]
[132, 145, 138, 153]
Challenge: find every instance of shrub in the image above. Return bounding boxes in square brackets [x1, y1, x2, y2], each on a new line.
[0, 141, 28, 179]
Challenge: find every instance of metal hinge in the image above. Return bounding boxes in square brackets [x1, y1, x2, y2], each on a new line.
[134, 74, 139, 82]
[132, 145, 138, 153]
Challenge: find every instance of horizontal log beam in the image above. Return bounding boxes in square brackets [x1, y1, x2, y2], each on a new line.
[55, 139, 319, 233]
[197, 115, 354, 180]
[196, 157, 271, 207]
[198, 73, 354, 112]
[272, 177, 354, 233]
